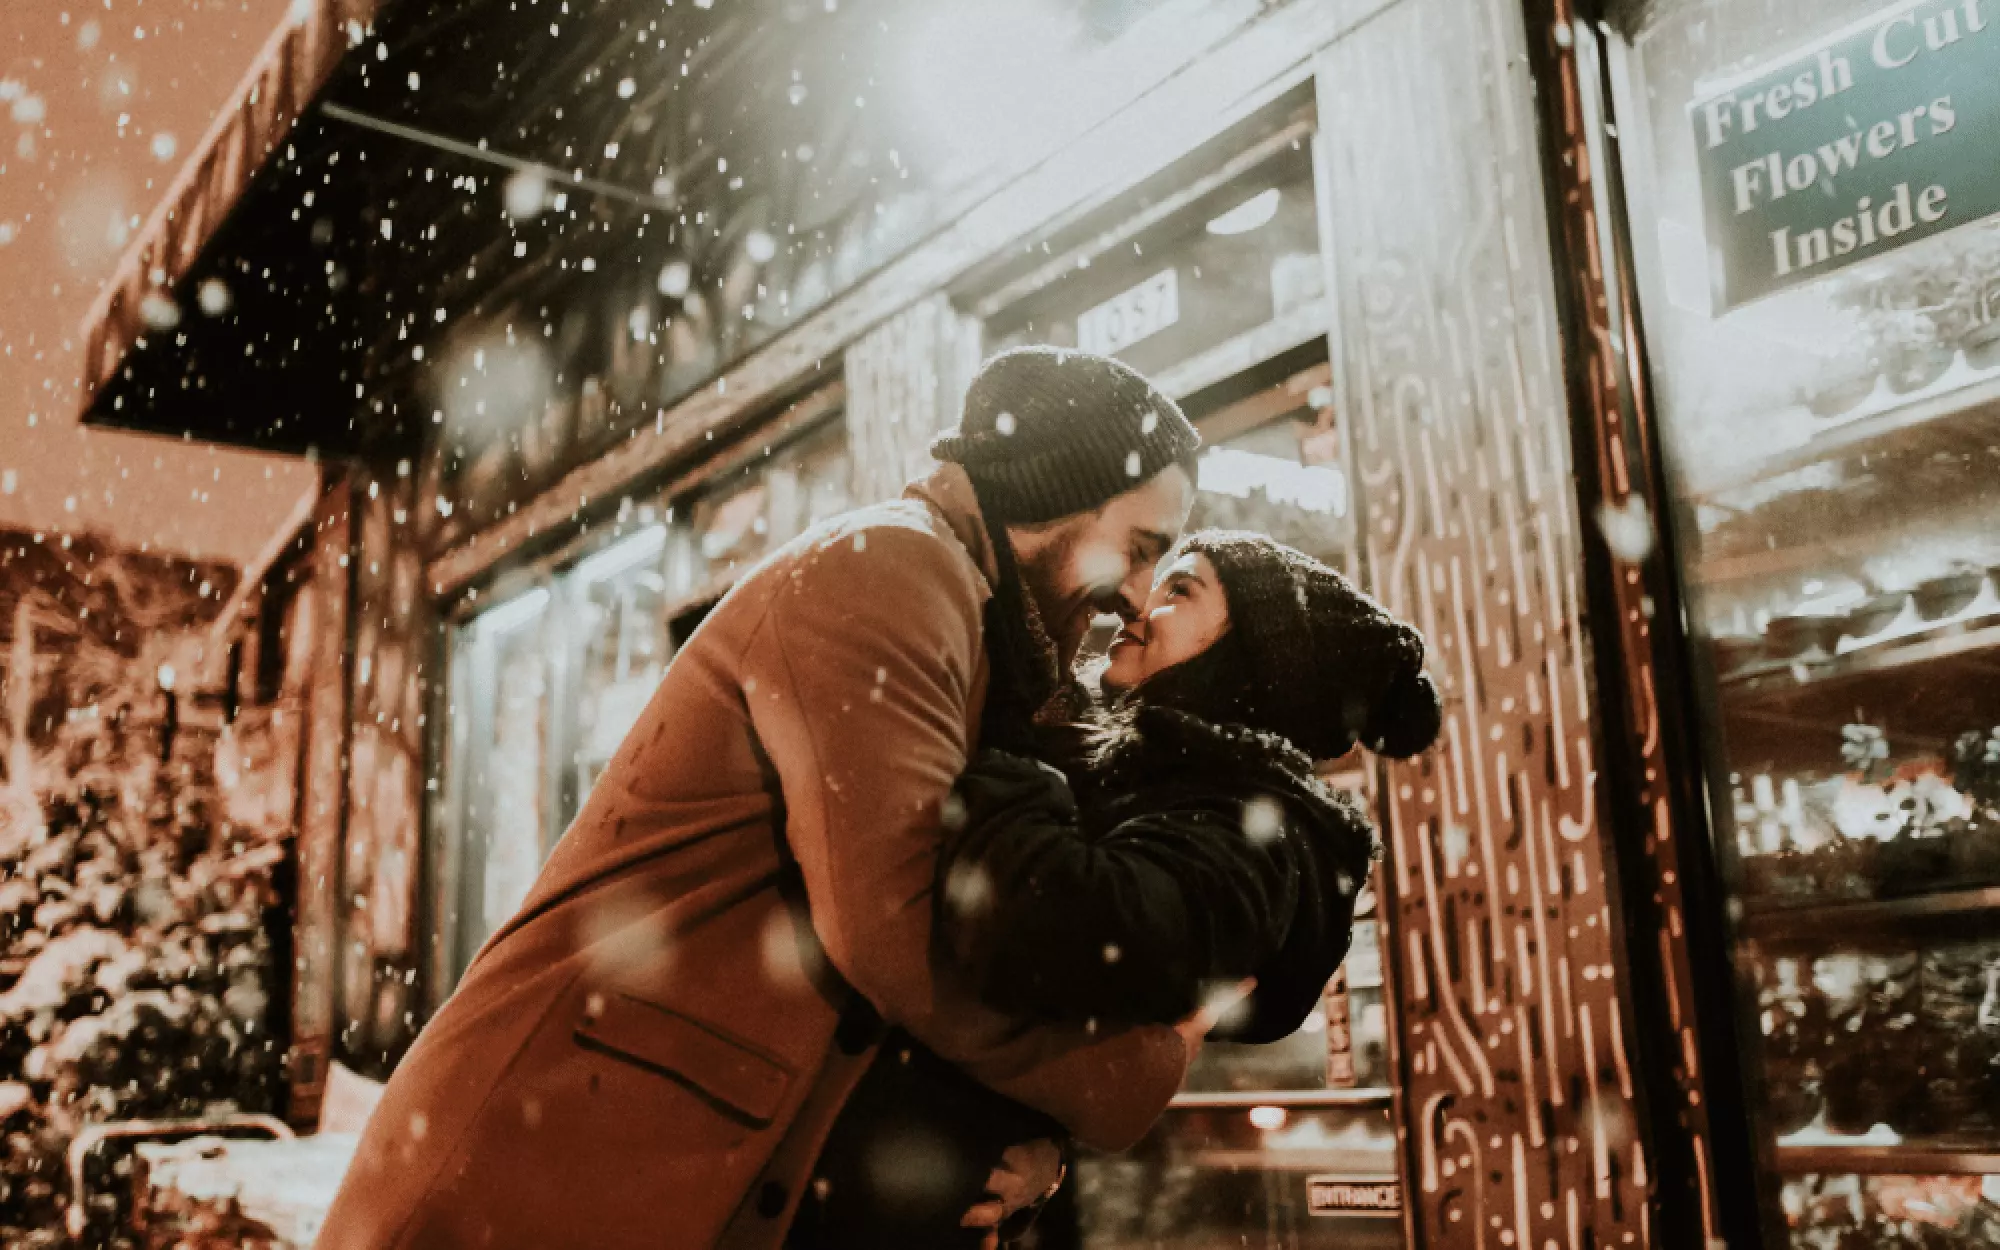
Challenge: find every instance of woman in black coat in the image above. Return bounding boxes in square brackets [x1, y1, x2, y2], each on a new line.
[938, 529, 1442, 1060]
[786, 531, 1442, 1249]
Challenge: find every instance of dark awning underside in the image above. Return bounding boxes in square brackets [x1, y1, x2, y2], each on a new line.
[77, 0, 845, 459]
[79, 0, 385, 454]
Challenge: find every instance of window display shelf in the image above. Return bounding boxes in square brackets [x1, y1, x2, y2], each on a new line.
[1740, 887, 2000, 948]
[1774, 1144, 2000, 1177]
[1720, 620, 2000, 699]
[1689, 366, 2000, 501]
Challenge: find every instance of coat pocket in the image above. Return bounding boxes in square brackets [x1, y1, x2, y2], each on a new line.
[574, 992, 795, 1128]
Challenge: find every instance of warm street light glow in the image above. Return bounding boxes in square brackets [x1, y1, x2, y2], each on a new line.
[896, 0, 1086, 178]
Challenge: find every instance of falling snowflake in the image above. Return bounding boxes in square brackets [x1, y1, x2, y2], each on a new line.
[140, 292, 180, 330]
[657, 259, 692, 297]
[503, 167, 547, 220]
[1242, 796, 1285, 844]
[1595, 496, 1654, 563]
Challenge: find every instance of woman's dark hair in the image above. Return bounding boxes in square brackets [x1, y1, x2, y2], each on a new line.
[1111, 627, 1261, 736]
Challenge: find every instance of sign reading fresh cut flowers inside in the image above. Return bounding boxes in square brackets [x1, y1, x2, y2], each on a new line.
[1691, 0, 1998, 310]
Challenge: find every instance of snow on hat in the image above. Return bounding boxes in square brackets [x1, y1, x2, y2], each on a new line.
[930, 346, 1200, 523]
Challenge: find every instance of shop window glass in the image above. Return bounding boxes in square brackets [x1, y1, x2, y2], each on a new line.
[1187, 362, 1353, 571]
[1076, 1103, 1402, 1249]
[980, 109, 1390, 1124]
[442, 587, 556, 979]
[434, 415, 850, 991]
[1610, 0, 2000, 1235]
[985, 141, 1326, 383]
[566, 525, 676, 807]
[685, 419, 855, 591]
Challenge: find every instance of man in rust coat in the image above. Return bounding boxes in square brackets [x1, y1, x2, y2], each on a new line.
[318, 348, 1205, 1249]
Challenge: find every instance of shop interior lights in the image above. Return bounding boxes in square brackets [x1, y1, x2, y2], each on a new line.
[1205, 187, 1282, 236]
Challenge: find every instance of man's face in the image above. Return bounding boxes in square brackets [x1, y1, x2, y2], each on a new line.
[1010, 464, 1197, 667]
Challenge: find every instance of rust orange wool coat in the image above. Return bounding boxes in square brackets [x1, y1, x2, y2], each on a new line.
[316, 465, 1189, 1250]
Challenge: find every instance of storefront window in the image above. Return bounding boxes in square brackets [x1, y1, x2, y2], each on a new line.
[566, 526, 676, 808]
[433, 414, 850, 990]
[1611, 0, 2000, 1238]
[975, 98, 1404, 1228]
[1076, 1102, 1402, 1249]
[440, 587, 556, 979]
[985, 137, 1326, 386]
[1187, 361, 1354, 572]
[685, 419, 855, 592]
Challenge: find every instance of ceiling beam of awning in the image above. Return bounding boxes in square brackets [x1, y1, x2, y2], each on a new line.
[317, 102, 678, 215]
[77, 0, 386, 423]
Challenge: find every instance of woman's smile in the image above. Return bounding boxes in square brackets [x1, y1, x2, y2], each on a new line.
[1109, 623, 1147, 654]
[1099, 551, 1231, 692]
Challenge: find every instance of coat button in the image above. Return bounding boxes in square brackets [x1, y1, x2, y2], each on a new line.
[756, 1180, 788, 1218]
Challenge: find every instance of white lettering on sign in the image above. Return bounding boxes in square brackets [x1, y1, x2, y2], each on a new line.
[1306, 1176, 1402, 1217]
[1075, 267, 1179, 357]
[1768, 180, 1950, 277]
[1727, 94, 1957, 215]
[1688, 0, 2000, 306]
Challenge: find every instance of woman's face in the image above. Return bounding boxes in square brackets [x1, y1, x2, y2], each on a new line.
[1101, 550, 1232, 693]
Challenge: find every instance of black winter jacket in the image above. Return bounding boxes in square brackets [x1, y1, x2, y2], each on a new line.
[936, 703, 1379, 1045]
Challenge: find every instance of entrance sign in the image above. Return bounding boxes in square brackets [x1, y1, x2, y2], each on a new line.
[1689, 0, 2000, 310]
[1306, 1175, 1401, 1217]
[1076, 267, 1180, 356]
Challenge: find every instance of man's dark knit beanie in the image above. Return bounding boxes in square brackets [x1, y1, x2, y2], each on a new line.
[1181, 530, 1443, 761]
[930, 346, 1201, 523]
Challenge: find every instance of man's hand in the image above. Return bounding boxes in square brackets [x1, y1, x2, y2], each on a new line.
[1173, 978, 1256, 1062]
[959, 1138, 1065, 1250]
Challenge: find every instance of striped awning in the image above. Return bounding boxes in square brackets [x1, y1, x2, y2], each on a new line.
[76, 0, 382, 419]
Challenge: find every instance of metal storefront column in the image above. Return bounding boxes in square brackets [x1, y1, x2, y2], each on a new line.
[1520, 2, 1771, 1245]
[1314, 0, 1654, 1244]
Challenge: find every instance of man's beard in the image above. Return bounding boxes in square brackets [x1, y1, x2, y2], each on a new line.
[1013, 529, 1091, 669]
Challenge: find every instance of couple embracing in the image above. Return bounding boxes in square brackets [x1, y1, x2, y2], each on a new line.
[319, 347, 1442, 1249]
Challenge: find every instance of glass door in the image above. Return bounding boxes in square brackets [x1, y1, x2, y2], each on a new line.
[975, 88, 1404, 1248]
[1610, 1, 2000, 1242]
